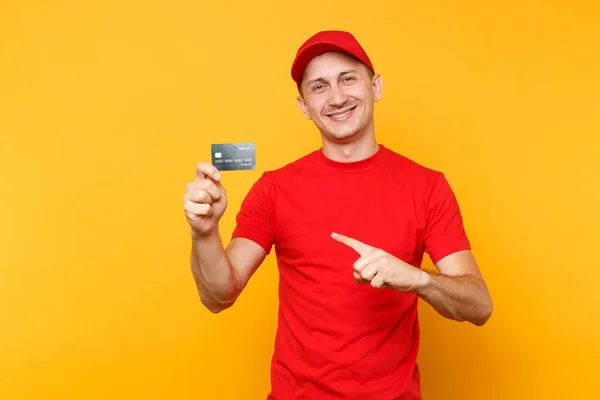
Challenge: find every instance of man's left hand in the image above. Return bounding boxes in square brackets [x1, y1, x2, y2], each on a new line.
[331, 232, 429, 292]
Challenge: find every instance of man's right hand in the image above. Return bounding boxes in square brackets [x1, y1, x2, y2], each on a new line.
[183, 162, 227, 238]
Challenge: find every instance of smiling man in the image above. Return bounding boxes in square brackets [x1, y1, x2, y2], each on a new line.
[183, 30, 493, 400]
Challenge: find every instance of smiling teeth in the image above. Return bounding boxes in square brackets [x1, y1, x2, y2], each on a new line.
[331, 110, 350, 119]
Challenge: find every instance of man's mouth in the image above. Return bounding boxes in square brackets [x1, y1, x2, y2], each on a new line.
[326, 105, 357, 121]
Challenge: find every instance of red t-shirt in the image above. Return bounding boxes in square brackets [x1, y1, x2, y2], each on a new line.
[231, 144, 471, 400]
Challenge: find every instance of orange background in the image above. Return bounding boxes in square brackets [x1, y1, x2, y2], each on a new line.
[1, 1, 599, 399]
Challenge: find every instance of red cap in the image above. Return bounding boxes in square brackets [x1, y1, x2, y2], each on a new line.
[291, 30, 374, 88]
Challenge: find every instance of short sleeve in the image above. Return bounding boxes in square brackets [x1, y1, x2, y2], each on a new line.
[231, 172, 276, 254]
[423, 173, 471, 264]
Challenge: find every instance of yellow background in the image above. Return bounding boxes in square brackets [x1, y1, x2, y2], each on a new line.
[1, 1, 599, 399]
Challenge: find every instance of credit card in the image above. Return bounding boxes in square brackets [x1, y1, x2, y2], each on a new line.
[211, 142, 256, 171]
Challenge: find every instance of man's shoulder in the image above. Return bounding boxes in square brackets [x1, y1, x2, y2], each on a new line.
[382, 146, 443, 180]
[244, 150, 319, 195]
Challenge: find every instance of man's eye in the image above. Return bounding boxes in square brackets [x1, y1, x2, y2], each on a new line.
[313, 84, 325, 91]
[343, 76, 355, 82]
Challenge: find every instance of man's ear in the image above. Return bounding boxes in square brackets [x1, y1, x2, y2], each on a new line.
[372, 74, 383, 102]
[297, 95, 312, 120]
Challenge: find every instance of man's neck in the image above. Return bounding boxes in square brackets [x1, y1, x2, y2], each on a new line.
[321, 131, 380, 163]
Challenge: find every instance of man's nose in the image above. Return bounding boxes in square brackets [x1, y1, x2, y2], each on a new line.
[328, 85, 348, 107]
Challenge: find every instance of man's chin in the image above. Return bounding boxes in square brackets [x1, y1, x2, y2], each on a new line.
[326, 128, 361, 142]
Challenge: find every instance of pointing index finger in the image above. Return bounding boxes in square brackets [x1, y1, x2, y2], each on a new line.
[331, 232, 373, 256]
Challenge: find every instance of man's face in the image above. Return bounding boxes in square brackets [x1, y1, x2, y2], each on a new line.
[297, 52, 383, 143]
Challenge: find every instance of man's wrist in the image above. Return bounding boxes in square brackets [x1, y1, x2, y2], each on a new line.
[190, 227, 220, 243]
[413, 269, 431, 295]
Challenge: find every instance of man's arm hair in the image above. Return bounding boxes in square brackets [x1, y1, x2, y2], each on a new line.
[191, 232, 267, 313]
[415, 250, 493, 326]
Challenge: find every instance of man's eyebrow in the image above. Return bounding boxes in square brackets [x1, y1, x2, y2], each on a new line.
[306, 69, 360, 88]
[306, 77, 327, 87]
[338, 69, 359, 76]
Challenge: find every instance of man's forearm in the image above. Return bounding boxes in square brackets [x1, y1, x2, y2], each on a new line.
[190, 229, 240, 313]
[414, 271, 493, 326]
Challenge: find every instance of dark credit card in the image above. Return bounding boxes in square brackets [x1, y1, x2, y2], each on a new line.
[211, 142, 256, 171]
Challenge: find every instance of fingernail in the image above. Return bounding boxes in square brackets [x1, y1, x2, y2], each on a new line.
[214, 172, 221, 180]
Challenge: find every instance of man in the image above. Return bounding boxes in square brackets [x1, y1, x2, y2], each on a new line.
[183, 30, 493, 400]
